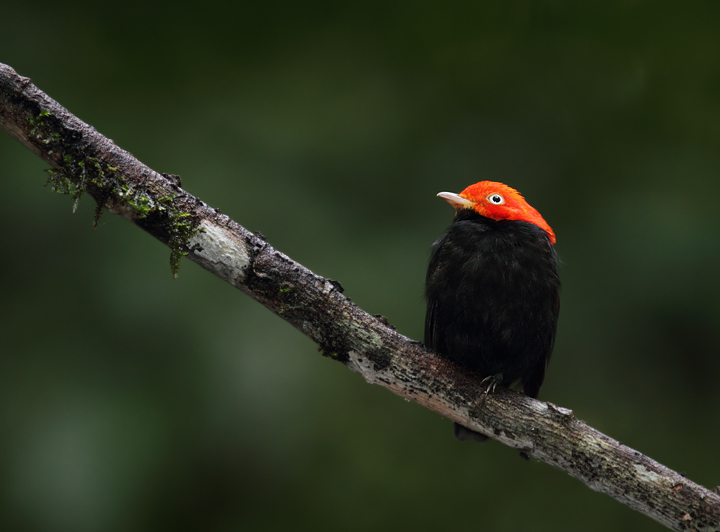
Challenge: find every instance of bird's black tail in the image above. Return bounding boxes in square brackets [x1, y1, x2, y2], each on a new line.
[453, 422, 489, 443]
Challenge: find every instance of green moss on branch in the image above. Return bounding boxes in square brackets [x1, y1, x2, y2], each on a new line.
[36, 107, 200, 278]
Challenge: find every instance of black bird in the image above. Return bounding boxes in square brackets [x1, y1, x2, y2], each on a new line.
[424, 181, 560, 441]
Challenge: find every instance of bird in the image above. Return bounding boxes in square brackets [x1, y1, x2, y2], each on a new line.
[424, 181, 560, 442]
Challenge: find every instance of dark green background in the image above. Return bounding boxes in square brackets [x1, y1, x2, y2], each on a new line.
[2, 2, 720, 531]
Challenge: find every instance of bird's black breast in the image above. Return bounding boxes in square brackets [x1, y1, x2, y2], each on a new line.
[424, 210, 560, 398]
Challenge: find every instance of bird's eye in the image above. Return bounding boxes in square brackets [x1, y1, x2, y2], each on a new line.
[486, 193, 505, 205]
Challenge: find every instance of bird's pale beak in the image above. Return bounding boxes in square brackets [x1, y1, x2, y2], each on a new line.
[437, 192, 474, 209]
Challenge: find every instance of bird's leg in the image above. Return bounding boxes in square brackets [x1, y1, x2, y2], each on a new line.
[452, 373, 504, 442]
[480, 373, 504, 397]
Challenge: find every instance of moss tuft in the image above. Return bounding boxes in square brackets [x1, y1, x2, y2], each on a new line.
[44, 149, 200, 277]
[32, 109, 201, 277]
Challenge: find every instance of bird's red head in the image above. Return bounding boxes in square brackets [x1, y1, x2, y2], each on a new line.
[437, 181, 556, 244]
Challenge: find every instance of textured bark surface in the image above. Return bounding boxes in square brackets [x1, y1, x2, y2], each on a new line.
[1, 62, 719, 532]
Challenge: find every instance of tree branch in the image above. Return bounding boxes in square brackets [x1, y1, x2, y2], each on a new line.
[1, 62, 718, 532]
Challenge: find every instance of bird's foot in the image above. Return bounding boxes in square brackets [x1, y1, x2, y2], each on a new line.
[480, 373, 504, 398]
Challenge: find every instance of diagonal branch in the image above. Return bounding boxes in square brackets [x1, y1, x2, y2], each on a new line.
[1, 62, 718, 532]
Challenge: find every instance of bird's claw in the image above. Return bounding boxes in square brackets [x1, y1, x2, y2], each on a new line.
[480, 373, 503, 398]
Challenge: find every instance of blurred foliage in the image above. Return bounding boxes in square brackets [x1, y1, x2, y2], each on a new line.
[2, 1, 720, 530]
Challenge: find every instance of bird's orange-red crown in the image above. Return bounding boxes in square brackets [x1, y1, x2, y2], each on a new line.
[438, 181, 556, 244]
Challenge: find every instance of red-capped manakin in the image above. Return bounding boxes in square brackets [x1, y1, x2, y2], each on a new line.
[425, 181, 560, 442]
